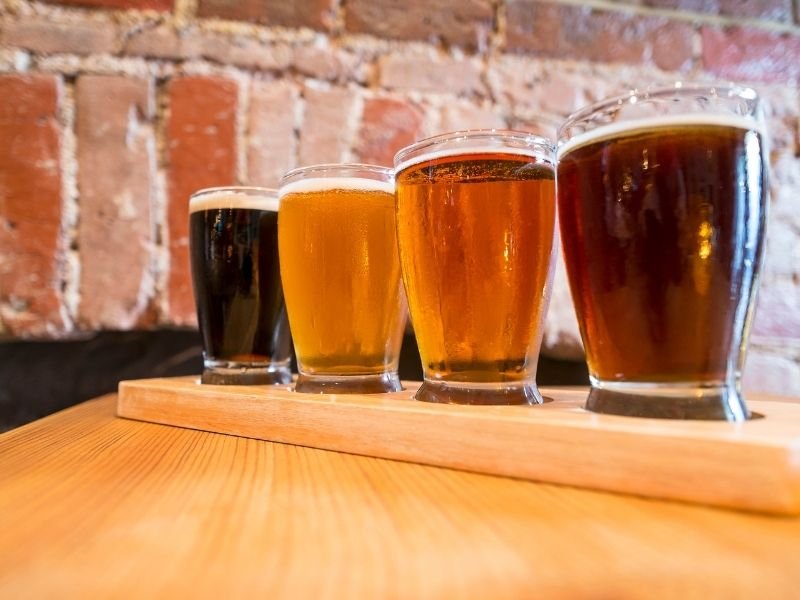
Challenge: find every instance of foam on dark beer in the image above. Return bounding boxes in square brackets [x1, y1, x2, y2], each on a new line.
[189, 190, 280, 214]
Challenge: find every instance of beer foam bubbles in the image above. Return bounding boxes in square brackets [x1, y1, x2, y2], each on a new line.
[279, 177, 394, 197]
[558, 113, 765, 158]
[189, 190, 280, 213]
[395, 146, 549, 174]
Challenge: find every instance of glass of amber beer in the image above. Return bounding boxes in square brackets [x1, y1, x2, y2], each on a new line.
[558, 85, 767, 420]
[190, 187, 292, 385]
[395, 131, 557, 405]
[278, 164, 406, 394]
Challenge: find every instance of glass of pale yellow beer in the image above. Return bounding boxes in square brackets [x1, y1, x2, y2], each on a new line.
[278, 164, 407, 394]
[395, 131, 557, 404]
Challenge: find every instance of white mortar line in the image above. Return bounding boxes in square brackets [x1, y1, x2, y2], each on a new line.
[152, 78, 170, 324]
[136, 75, 159, 327]
[236, 72, 251, 185]
[292, 79, 306, 167]
[342, 85, 364, 163]
[57, 75, 79, 332]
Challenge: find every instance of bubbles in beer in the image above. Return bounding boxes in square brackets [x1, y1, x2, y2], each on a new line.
[396, 151, 557, 384]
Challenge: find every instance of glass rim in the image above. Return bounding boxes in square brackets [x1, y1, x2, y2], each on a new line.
[558, 83, 761, 143]
[280, 163, 394, 198]
[281, 162, 393, 184]
[394, 129, 556, 174]
[190, 185, 279, 200]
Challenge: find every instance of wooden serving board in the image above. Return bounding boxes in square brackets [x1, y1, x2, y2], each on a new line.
[117, 377, 800, 515]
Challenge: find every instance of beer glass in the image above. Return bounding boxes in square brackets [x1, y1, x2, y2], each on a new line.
[395, 130, 557, 405]
[557, 84, 768, 420]
[278, 164, 406, 394]
[189, 187, 292, 385]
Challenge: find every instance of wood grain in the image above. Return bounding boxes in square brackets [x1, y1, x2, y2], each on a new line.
[1, 396, 800, 598]
[117, 377, 800, 515]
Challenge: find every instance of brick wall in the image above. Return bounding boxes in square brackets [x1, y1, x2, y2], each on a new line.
[0, 0, 798, 394]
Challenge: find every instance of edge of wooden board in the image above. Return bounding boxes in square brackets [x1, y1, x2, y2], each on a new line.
[117, 376, 800, 515]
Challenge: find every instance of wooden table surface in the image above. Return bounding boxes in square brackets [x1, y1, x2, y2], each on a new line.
[1, 395, 799, 598]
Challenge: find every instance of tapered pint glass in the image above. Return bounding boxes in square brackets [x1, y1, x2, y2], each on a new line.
[557, 85, 768, 420]
[395, 131, 557, 405]
[278, 164, 407, 394]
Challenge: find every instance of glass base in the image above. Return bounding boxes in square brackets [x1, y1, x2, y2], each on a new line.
[414, 379, 548, 405]
[585, 381, 752, 421]
[201, 361, 292, 385]
[294, 372, 402, 394]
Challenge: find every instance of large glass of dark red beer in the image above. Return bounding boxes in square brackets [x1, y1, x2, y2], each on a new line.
[189, 186, 292, 385]
[557, 85, 767, 420]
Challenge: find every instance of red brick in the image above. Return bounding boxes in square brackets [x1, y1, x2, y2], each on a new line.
[123, 26, 183, 59]
[355, 97, 425, 166]
[650, 21, 697, 71]
[292, 46, 365, 83]
[187, 34, 292, 71]
[0, 75, 65, 336]
[298, 85, 358, 165]
[263, 0, 337, 30]
[438, 103, 505, 132]
[701, 26, 800, 83]
[124, 27, 292, 71]
[76, 75, 155, 330]
[247, 80, 297, 187]
[505, 1, 693, 71]
[40, 0, 173, 10]
[166, 77, 238, 326]
[379, 54, 486, 96]
[643, 0, 792, 22]
[197, 0, 336, 30]
[1, 17, 119, 56]
[345, 0, 494, 50]
[196, 0, 263, 22]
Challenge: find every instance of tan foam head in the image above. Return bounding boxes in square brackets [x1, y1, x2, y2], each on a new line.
[189, 190, 280, 213]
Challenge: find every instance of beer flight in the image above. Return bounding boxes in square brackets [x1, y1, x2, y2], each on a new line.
[189, 84, 767, 422]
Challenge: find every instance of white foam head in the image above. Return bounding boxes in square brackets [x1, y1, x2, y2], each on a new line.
[279, 177, 394, 197]
[189, 189, 280, 213]
[395, 145, 552, 174]
[558, 113, 765, 158]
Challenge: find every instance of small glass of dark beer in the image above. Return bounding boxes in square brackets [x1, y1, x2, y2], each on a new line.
[189, 187, 292, 385]
[278, 164, 407, 394]
[394, 131, 558, 405]
[557, 84, 768, 420]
